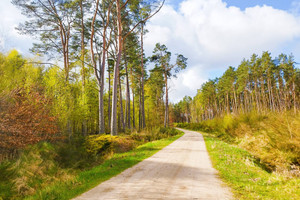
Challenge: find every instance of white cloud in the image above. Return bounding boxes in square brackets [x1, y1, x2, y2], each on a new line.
[169, 66, 208, 102]
[144, 0, 300, 102]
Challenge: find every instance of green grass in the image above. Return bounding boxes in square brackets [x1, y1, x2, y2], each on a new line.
[23, 133, 183, 200]
[203, 132, 300, 200]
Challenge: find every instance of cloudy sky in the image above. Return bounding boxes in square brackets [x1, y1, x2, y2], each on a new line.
[1, 0, 300, 102]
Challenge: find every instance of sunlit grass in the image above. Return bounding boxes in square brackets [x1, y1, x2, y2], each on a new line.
[203, 132, 300, 200]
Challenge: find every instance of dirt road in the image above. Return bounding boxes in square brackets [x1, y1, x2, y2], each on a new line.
[74, 129, 233, 200]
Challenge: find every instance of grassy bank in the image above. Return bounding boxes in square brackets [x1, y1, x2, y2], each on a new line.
[175, 111, 300, 174]
[0, 128, 183, 200]
[203, 133, 300, 200]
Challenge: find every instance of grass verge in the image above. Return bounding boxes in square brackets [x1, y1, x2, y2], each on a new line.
[175, 112, 300, 173]
[202, 132, 300, 200]
[23, 132, 183, 200]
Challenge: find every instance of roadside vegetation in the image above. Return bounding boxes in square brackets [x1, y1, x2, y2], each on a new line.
[0, 128, 183, 200]
[175, 112, 300, 199]
[175, 112, 300, 174]
[204, 133, 300, 200]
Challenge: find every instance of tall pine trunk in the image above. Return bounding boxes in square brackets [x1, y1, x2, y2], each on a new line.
[119, 77, 125, 131]
[111, 0, 122, 135]
[164, 73, 169, 127]
[140, 23, 146, 129]
[124, 53, 131, 129]
[79, 0, 87, 136]
[139, 84, 142, 130]
[108, 53, 111, 130]
[132, 88, 136, 129]
[293, 81, 297, 114]
[90, 0, 105, 134]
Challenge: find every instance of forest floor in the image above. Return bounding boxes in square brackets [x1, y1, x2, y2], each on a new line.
[74, 129, 232, 200]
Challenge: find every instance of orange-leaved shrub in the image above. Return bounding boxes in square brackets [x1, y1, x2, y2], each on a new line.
[0, 89, 61, 159]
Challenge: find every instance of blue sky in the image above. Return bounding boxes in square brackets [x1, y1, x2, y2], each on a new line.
[169, 0, 297, 11]
[168, 0, 300, 10]
[1, 0, 300, 102]
[224, 0, 295, 10]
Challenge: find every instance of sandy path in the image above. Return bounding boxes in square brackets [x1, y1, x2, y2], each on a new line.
[74, 129, 233, 200]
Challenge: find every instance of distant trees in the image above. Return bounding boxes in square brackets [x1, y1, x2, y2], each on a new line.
[151, 43, 187, 127]
[171, 96, 192, 123]
[173, 52, 300, 123]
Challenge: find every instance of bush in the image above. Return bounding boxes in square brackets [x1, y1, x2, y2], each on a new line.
[84, 135, 137, 157]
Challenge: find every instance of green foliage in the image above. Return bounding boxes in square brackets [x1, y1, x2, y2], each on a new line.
[151, 43, 187, 80]
[0, 50, 42, 93]
[42, 62, 99, 136]
[204, 134, 300, 200]
[144, 67, 165, 126]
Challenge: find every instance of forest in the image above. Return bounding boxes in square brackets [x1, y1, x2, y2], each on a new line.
[0, 1, 189, 199]
[173, 52, 300, 123]
[174, 52, 300, 174]
[0, 0, 188, 159]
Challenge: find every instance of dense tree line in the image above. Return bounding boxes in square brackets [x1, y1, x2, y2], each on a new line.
[173, 52, 300, 123]
[0, 0, 187, 158]
[12, 0, 168, 135]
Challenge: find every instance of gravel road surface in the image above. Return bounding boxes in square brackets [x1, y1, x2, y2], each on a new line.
[74, 129, 233, 200]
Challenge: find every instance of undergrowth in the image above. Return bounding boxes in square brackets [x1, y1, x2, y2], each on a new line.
[175, 111, 300, 175]
[0, 127, 182, 200]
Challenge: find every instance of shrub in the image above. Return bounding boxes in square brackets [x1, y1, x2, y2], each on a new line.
[84, 135, 137, 156]
[0, 90, 61, 160]
[85, 135, 116, 156]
